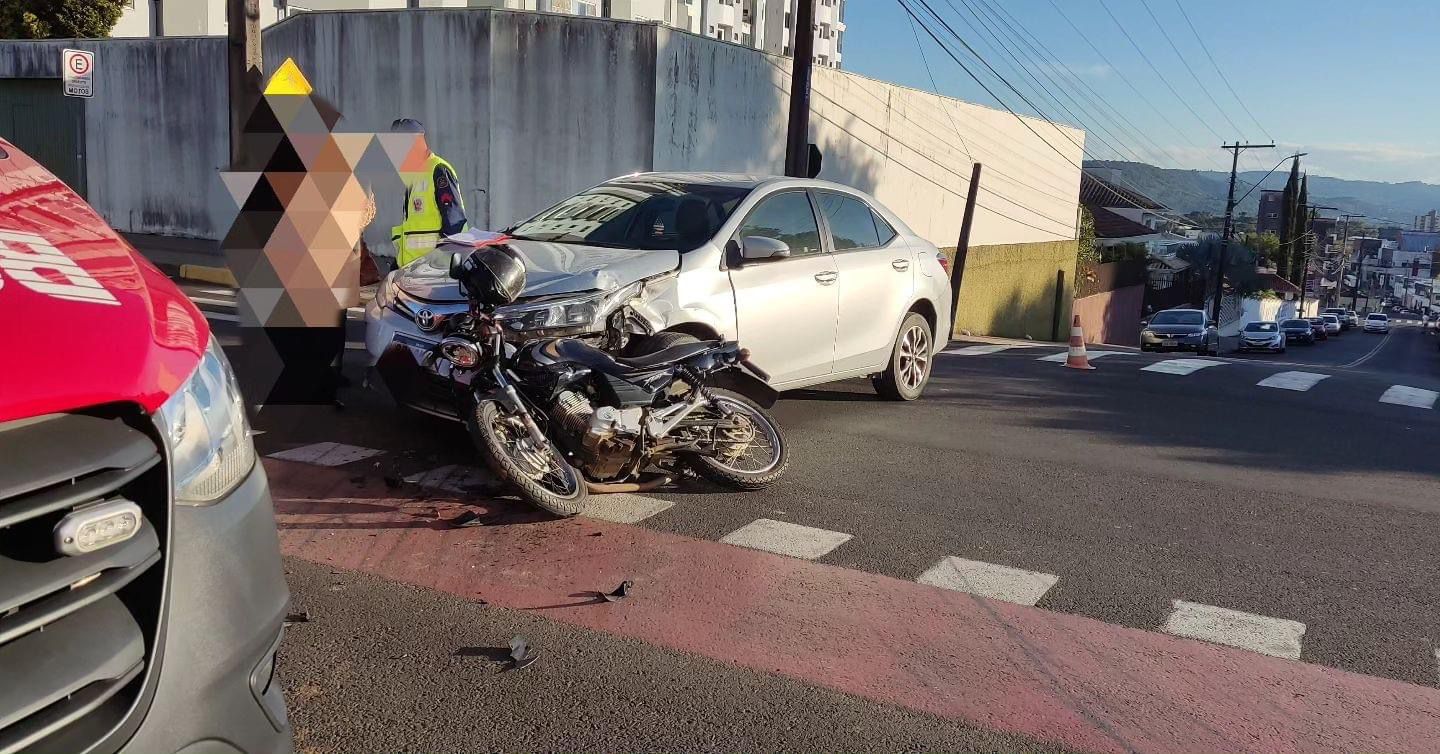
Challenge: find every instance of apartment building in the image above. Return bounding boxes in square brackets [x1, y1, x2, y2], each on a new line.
[1414, 209, 1439, 232]
[111, 0, 844, 68]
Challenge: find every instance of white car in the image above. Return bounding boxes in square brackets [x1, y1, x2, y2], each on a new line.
[1363, 313, 1389, 333]
[365, 173, 953, 418]
[1320, 314, 1342, 334]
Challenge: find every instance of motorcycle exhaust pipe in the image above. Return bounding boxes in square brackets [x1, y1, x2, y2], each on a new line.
[587, 475, 672, 494]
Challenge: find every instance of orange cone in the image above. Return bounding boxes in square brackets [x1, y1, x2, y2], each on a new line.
[1064, 314, 1095, 370]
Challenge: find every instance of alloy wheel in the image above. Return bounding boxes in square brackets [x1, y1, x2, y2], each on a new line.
[897, 324, 931, 392]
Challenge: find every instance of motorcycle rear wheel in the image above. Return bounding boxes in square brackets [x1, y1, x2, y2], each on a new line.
[683, 388, 789, 490]
[468, 399, 588, 517]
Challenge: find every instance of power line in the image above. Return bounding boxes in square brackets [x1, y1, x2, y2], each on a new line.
[1171, 0, 1273, 142]
[904, 10, 974, 164]
[1136, 0, 1244, 137]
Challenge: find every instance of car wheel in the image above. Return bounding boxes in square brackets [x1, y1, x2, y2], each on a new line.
[873, 312, 933, 401]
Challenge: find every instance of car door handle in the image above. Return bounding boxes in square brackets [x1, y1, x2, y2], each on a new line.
[814, 271, 838, 285]
[891, 259, 910, 271]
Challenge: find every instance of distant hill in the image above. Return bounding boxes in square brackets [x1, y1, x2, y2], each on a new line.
[1084, 160, 1440, 227]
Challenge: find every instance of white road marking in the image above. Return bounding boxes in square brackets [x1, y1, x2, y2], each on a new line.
[1161, 600, 1305, 660]
[268, 442, 384, 466]
[1256, 371, 1330, 392]
[198, 288, 235, 297]
[719, 519, 853, 560]
[1379, 385, 1439, 409]
[1037, 350, 1127, 363]
[916, 556, 1058, 606]
[405, 464, 490, 495]
[345, 342, 367, 350]
[583, 493, 677, 524]
[942, 344, 1027, 356]
[1141, 358, 1226, 375]
[216, 335, 242, 347]
[203, 311, 241, 323]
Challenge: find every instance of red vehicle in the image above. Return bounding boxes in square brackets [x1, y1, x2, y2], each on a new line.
[0, 138, 292, 752]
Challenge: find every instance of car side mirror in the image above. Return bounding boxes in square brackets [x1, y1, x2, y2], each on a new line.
[739, 236, 791, 261]
[1207, 320, 1218, 328]
[448, 250, 466, 280]
[1139, 320, 1149, 328]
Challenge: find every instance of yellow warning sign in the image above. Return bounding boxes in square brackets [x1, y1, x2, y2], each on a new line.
[264, 58, 313, 96]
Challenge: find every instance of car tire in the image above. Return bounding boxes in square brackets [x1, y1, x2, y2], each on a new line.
[873, 312, 933, 401]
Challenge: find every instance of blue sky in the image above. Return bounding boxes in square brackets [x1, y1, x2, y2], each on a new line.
[842, 0, 1440, 183]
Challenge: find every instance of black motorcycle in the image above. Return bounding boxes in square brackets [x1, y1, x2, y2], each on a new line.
[432, 245, 788, 516]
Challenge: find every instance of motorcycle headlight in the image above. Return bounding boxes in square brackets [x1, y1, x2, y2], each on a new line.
[157, 339, 256, 505]
[496, 281, 643, 333]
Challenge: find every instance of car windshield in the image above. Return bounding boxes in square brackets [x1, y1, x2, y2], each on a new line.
[1150, 310, 1204, 325]
[1282, 319, 1310, 327]
[1243, 322, 1278, 332]
[505, 179, 752, 252]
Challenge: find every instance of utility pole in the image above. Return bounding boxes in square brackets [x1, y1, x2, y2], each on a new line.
[1335, 213, 1363, 307]
[226, 0, 263, 166]
[1296, 203, 1338, 316]
[1211, 141, 1275, 325]
[949, 163, 982, 330]
[783, 0, 816, 178]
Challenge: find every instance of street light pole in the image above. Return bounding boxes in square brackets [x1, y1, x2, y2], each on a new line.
[226, 0, 262, 167]
[1211, 141, 1276, 325]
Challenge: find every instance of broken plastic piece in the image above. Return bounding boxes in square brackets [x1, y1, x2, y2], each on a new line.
[509, 635, 538, 670]
[284, 610, 311, 624]
[600, 580, 634, 602]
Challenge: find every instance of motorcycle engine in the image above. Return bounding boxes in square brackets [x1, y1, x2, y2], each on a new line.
[553, 390, 642, 480]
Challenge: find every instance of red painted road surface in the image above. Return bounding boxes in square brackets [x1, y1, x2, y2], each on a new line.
[268, 459, 1440, 754]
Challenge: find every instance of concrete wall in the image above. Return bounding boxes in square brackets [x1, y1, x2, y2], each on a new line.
[1072, 285, 1144, 347]
[948, 240, 1078, 341]
[0, 38, 230, 238]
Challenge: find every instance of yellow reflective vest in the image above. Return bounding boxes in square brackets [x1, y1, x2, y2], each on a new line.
[391, 153, 464, 267]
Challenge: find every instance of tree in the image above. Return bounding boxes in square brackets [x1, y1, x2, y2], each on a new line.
[1077, 206, 1098, 266]
[1244, 232, 1281, 268]
[0, 0, 125, 39]
[1276, 157, 1300, 281]
[1178, 238, 1265, 299]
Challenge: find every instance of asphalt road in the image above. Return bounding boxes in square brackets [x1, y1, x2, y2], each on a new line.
[192, 285, 1440, 746]
[279, 557, 1069, 754]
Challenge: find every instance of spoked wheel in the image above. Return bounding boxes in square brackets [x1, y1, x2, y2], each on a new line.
[468, 399, 587, 517]
[682, 388, 789, 490]
[874, 312, 933, 401]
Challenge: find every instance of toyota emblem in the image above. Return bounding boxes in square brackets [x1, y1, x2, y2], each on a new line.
[416, 309, 438, 331]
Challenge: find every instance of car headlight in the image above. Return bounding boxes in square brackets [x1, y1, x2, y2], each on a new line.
[157, 339, 256, 505]
[496, 281, 643, 333]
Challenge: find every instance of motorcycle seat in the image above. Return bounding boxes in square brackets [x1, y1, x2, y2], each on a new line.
[534, 338, 718, 375]
[614, 340, 720, 370]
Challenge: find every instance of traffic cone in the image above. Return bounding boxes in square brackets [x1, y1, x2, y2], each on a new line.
[1064, 314, 1095, 370]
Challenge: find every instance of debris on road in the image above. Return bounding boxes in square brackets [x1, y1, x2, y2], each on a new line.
[448, 510, 482, 527]
[509, 635, 538, 670]
[600, 580, 634, 602]
[284, 610, 312, 625]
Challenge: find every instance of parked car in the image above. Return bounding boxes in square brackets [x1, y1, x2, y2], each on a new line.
[0, 138, 291, 752]
[1307, 317, 1330, 341]
[1322, 307, 1352, 330]
[1237, 321, 1286, 353]
[1363, 313, 1390, 333]
[1321, 314, 1343, 334]
[365, 173, 953, 415]
[1139, 308, 1220, 354]
[1280, 318, 1316, 345]
[1345, 310, 1361, 327]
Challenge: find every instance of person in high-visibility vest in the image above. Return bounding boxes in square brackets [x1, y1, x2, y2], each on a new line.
[389, 118, 467, 268]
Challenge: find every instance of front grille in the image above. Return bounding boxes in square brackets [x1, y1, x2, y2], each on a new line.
[0, 411, 167, 754]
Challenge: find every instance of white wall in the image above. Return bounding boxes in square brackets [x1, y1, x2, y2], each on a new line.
[111, 1, 152, 37]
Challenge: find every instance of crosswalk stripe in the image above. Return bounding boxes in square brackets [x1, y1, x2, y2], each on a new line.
[1141, 358, 1226, 375]
[942, 344, 1028, 356]
[719, 519, 853, 560]
[1037, 350, 1126, 363]
[268, 442, 384, 467]
[1379, 385, 1439, 409]
[1161, 600, 1305, 660]
[1256, 371, 1330, 392]
[916, 556, 1058, 606]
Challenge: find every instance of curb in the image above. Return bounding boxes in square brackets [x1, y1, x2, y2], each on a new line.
[178, 264, 238, 287]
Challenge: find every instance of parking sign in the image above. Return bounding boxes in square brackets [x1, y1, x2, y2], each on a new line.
[62, 49, 93, 98]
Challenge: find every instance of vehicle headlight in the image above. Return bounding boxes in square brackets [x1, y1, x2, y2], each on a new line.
[157, 339, 256, 505]
[496, 281, 643, 333]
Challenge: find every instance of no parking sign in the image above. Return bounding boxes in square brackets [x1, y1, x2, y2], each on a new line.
[62, 49, 93, 98]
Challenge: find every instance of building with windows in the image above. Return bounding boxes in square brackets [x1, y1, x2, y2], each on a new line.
[1256, 190, 1284, 235]
[113, 0, 844, 68]
[1414, 209, 1439, 232]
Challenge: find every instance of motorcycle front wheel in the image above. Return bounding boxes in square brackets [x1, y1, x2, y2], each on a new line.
[683, 388, 789, 490]
[468, 399, 588, 517]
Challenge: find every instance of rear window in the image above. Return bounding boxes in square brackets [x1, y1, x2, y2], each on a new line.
[1367, 314, 1387, 320]
[1243, 322, 1278, 332]
[1281, 319, 1310, 327]
[1322, 315, 1339, 321]
[1151, 310, 1204, 325]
